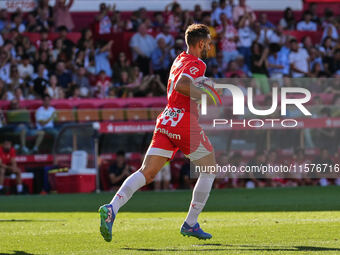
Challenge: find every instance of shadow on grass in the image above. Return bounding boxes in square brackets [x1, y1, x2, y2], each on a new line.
[0, 219, 66, 223]
[122, 243, 340, 252]
[0, 251, 42, 255]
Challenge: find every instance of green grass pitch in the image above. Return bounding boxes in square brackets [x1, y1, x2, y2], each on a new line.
[1, 186, 340, 255]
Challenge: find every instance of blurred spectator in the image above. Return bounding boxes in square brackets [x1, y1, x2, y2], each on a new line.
[322, 22, 339, 43]
[46, 74, 62, 99]
[32, 64, 49, 98]
[153, 12, 164, 32]
[290, 148, 312, 185]
[225, 60, 245, 78]
[211, 0, 219, 14]
[251, 42, 268, 78]
[0, 79, 6, 100]
[236, 54, 251, 76]
[309, 47, 324, 76]
[0, 49, 10, 83]
[246, 151, 267, 188]
[73, 49, 88, 67]
[141, 74, 166, 97]
[319, 36, 334, 58]
[35, 0, 54, 29]
[237, 13, 256, 67]
[324, 48, 340, 75]
[8, 64, 24, 93]
[0, 140, 23, 194]
[267, 43, 286, 79]
[217, 13, 239, 65]
[164, 2, 183, 33]
[170, 38, 186, 60]
[297, 11, 317, 31]
[26, 12, 40, 32]
[1, 100, 31, 154]
[279, 8, 296, 30]
[202, 13, 217, 63]
[212, 0, 233, 25]
[151, 38, 171, 84]
[259, 13, 274, 29]
[18, 55, 34, 79]
[314, 148, 334, 186]
[52, 38, 63, 62]
[266, 150, 283, 187]
[154, 161, 171, 190]
[55, 61, 72, 89]
[315, 108, 336, 152]
[10, 12, 25, 33]
[96, 3, 114, 35]
[54, 0, 74, 31]
[33, 95, 58, 153]
[57, 26, 75, 58]
[95, 40, 113, 77]
[69, 85, 81, 99]
[36, 30, 53, 51]
[208, 64, 224, 78]
[179, 160, 191, 189]
[155, 25, 175, 49]
[301, 35, 314, 52]
[130, 23, 156, 75]
[22, 37, 36, 58]
[0, 9, 8, 32]
[114, 70, 133, 97]
[109, 150, 131, 190]
[193, 4, 203, 23]
[308, 3, 321, 25]
[95, 70, 111, 98]
[213, 51, 228, 74]
[72, 66, 90, 93]
[289, 39, 310, 78]
[233, 0, 256, 24]
[113, 52, 131, 83]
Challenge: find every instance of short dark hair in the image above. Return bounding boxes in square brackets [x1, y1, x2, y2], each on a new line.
[290, 38, 298, 44]
[185, 24, 210, 47]
[303, 10, 312, 17]
[116, 150, 125, 157]
[43, 94, 51, 100]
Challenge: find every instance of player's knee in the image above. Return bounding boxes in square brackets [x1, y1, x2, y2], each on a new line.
[139, 169, 157, 184]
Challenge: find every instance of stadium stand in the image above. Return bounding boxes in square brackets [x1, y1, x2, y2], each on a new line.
[0, 0, 340, 193]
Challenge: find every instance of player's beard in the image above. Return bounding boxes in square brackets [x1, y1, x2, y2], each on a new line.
[200, 45, 208, 60]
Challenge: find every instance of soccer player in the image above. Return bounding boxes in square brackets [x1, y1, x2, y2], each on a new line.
[99, 24, 217, 241]
[0, 140, 23, 194]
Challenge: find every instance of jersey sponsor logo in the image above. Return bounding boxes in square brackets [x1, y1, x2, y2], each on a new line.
[189, 66, 199, 75]
[155, 127, 181, 140]
[160, 107, 184, 127]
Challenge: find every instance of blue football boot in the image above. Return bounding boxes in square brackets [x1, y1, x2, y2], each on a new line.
[98, 204, 115, 242]
[180, 222, 212, 240]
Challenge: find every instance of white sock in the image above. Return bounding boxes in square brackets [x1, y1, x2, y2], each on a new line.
[185, 173, 215, 227]
[110, 171, 146, 215]
[17, 184, 23, 193]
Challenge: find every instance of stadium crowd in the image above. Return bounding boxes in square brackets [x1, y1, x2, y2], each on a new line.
[0, 0, 338, 101]
[0, 0, 340, 193]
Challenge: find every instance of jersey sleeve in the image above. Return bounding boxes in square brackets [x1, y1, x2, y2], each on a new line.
[181, 60, 206, 81]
